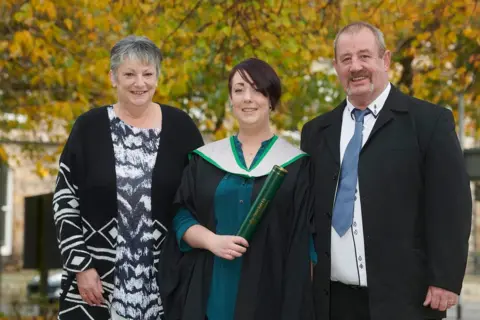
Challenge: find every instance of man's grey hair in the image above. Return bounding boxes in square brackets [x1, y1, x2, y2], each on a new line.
[334, 22, 387, 58]
[110, 36, 163, 78]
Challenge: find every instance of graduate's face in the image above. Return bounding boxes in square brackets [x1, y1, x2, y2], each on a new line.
[230, 71, 271, 129]
[110, 58, 158, 107]
[334, 28, 391, 107]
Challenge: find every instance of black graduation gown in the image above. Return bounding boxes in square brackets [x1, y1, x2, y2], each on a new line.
[158, 155, 313, 320]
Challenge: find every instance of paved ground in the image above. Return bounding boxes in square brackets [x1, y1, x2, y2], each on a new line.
[448, 275, 480, 319]
[0, 270, 479, 318]
[446, 301, 480, 320]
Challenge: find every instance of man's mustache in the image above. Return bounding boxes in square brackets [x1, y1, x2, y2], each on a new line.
[349, 71, 371, 80]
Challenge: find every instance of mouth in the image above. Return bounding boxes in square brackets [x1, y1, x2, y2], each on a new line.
[350, 76, 369, 83]
[241, 107, 258, 112]
[130, 91, 148, 95]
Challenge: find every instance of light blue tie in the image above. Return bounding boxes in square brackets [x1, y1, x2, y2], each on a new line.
[332, 108, 370, 237]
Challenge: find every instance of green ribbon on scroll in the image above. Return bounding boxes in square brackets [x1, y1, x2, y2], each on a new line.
[236, 165, 288, 242]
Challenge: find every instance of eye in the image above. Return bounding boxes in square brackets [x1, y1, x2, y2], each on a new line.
[361, 55, 371, 59]
[144, 73, 154, 76]
[234, 88, 243, 93]
[125, 72, 134, 76]
[342, 57, 351, 63]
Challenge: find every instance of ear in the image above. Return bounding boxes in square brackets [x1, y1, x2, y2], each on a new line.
[109, 70, 117, 88]
[383, 50, 392, 71]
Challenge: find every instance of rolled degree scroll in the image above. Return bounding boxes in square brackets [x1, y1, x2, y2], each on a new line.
[236, 165, 288, 242]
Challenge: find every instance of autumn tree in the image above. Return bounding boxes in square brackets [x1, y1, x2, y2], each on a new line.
[1, 0, 478, 170]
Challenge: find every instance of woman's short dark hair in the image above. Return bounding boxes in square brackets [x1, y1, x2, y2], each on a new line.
[228, 58, 282, 110]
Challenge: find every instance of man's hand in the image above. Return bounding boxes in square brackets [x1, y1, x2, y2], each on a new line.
[76, 268, 104, 306]
[423, 286, 458, 311]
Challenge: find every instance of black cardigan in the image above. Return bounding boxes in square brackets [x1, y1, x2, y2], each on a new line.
[53, 104, 203, 319]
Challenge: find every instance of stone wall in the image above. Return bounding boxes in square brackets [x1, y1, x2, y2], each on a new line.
[1, 144, 57, 268]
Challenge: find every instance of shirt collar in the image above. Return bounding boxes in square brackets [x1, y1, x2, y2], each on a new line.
[346, 82, 391, 118]
[233, 135, 275, 149]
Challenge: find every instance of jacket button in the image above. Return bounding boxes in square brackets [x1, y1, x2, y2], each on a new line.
[324, 289, 329, 296]
[333, 173, 338, 180]
[325, 212, 332, 219]
[324, 251, 330, 258]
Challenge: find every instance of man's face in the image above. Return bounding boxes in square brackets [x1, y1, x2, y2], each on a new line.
[334, 28, 391, 107]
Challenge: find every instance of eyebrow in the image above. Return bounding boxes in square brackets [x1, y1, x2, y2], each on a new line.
[339, 49, 373, 59]
[233, 83, 245, 87]
[123, 69, 154, 74]
[358, 49, 373, 54]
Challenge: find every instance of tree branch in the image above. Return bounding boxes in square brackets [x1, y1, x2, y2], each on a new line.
[161, 0, 203, 49]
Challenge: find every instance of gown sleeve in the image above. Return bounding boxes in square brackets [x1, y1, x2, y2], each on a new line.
[158, 155, 202, 319]
[172, 207, 199, 252]
[281, 157, 314, 320]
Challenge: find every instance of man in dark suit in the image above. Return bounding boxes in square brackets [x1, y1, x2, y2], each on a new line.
[301, 21, 472, 320]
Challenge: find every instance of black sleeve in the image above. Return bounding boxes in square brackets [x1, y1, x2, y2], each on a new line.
[281, 158, 314, 320]
[158, 156, 201, 319]
[424, 108, 472, 294]
[173, 155, 201, 218]
[300, 121, 311, 153]
[52, 118, 94, 274]
[180, 112, 204, 166]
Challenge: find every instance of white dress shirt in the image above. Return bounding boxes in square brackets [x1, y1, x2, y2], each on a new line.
[330, 83, 391, 287]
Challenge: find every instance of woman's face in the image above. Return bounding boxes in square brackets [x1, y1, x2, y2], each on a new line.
[230, 71, 271, 129]
[110, 58, 157, 107]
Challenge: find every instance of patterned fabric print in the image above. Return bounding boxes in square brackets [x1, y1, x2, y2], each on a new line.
[108, 107, 163, 320]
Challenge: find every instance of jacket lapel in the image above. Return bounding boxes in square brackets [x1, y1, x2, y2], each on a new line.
[320, 101, 345, 165]
[363, 86, 408, 150]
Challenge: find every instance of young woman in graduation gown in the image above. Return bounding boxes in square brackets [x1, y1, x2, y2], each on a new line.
[159, 58, 314, 320]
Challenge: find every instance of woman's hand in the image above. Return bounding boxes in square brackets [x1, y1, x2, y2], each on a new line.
[182, 224, 249, 259]
[207, 235, 249, 260]
[76, 268, 104, 306]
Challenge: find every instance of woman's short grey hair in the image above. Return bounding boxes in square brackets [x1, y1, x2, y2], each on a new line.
[334, 22, 386, 58]
[110, 36, 163, 78]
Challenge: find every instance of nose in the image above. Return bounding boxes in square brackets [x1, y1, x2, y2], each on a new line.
[243, 88, 253, 103]
[350, 56, 362, 72]
[134, 75, 146, 87]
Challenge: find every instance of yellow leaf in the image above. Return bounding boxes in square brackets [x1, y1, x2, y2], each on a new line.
[140, 4, 151, 13]
[46, 1, 57, 19]
[447, 32, 457, 44]
[463, 28, 475, 39]
[0, 147, 8, 162]
[0, 41, 8, 51]
[36, 162, 48, 178]
[12, 30, 34, 54]
[64, 18, 73, 31]
[88, 32, 97, 41]
[86, 14, 94, 30]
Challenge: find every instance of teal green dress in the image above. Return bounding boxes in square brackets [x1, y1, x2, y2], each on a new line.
[173, 136, 316, 320]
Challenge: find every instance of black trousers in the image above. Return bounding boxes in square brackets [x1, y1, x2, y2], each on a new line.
[330, 281, 370, 320]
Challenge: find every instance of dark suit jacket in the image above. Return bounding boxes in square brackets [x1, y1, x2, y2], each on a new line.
[301, 86, 472, 320]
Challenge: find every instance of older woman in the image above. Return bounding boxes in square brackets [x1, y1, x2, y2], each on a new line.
[159, 58, 314, 320]
[53, 36, 203, 320]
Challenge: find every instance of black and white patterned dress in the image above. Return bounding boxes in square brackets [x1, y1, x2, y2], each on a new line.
[108, 107, 163, 320]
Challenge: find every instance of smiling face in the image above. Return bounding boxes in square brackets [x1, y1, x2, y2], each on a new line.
[230, 71, 271, 130]
[110, 58, 157, 107]
[334, 27, 391, 107]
